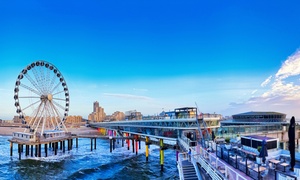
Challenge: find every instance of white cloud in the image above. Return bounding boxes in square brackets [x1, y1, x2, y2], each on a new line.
[251, 89, 258, 95]
[227, 49, 300, 118]
[261, 75, 272, 87]
[103, 93, 152, 101]
[276, 50, 300, 80]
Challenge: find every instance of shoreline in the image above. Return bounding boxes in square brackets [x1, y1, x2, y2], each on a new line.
[0, 126, 99, 136]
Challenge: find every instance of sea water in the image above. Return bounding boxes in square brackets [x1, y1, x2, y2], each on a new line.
[0, 136, 179, 180]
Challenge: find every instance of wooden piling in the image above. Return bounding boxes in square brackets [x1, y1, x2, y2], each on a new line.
[94, 138, 96, 149]
[76, 138, 78, 148]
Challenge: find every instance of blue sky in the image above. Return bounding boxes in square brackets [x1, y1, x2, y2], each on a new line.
[1, 1, 300, 120]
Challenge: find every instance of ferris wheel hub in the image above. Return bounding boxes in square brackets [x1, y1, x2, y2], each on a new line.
[48, 94, 53, 101]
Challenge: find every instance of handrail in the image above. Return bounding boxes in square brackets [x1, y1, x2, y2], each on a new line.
[191, 153, 203, 180]
[178, 134, 250, 180]
[196, 145, 248, 180]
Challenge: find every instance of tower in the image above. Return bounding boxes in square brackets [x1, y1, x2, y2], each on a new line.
[93, 101, 99, 112]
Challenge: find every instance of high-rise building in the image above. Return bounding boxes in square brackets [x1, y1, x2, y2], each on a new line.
[93, 101, 99, 112]
[88, 101, 106, 122]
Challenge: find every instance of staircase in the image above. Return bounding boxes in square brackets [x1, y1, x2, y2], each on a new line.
[181, 160, 198, 180]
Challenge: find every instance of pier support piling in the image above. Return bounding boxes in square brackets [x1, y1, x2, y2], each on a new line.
[67, 139, 70, 151]
[132, 139, 135, 153]
[35, 145, 38, 157]
[31, 145, 33, 157]
[71, 139, 73, 149]
[26, 145, 29, 156]
[10, 142, 13, 156]
[113, 139, 115, 150]
[90, 138, 93, 151]
[94, 138, 96, 149]
[76, 138, 78, 148]
[127, 134, 130, 150]
[109, 137, 113, 153]
[135, 140, 138, 155]
[146, 137, 149, 162]
[39, 144, 41, 157]
[45, 144, 48, 157]
[160, 139, 164, 171]
[18, 144, 21, 160]
[54, 142, 57, 155]
[139, 139, 141, 150]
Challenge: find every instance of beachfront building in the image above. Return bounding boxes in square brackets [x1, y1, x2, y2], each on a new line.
[109, 111, 125, 121]
[65, 115, 83, 127]
[219, 111, 300, 150]
[125, 110, 142, 120]
[88, 101, 106, 122]
[174, 107, 197, 119]
[202, 113, 223, 128]
[220, 111, 287, 135]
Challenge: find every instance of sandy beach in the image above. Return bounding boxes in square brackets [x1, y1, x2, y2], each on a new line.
[0, 126, 99, 136]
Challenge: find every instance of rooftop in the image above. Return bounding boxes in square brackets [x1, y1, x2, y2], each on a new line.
[232, 111, 286, 116]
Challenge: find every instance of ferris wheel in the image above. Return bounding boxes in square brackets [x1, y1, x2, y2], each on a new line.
[14, 60, 70, 135]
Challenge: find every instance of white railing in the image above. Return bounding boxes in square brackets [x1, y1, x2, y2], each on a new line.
[178, 136, 191, 151]
[178, 135, 251, 180]
[195, 146, 249, 180]
[177, 159, 184, 180]
[190, 155, 202, 180]
[178, 136, 223, 180]
[193, 153, 222, 180]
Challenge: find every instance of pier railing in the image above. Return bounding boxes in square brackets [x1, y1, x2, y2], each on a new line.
[178, 135, 249, 180]
[196, 146, 248, 180]
[177, 153, 185, 180]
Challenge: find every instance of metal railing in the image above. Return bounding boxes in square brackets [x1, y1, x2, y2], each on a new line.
[196, 145, 248, 180]
[178, 135, 248, 180]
